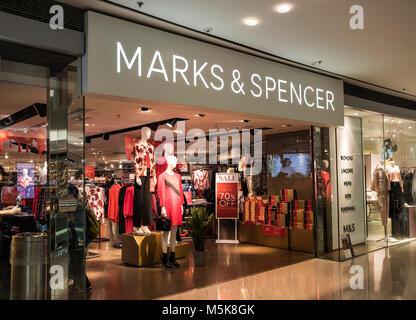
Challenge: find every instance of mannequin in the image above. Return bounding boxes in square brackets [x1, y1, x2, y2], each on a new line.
[158, 155, 184, 269]
[371, 160, 390, 229]
[386, 160, 404, 239]
[156, 142, 174, 181]
[132, 127, 157, 235]
[320, 160, 331, 200]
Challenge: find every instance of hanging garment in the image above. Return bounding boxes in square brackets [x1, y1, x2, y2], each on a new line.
[35, 188, 48, 226]
[192, 169, 209, 191]
[107, 184, 122, 223]
[371, 166, 390, 227]
[133, 169, 153, 227]
[412, 173, 416, 204]
[403, 172, 413, 204]
[118, 186, 128, 234]
[1, 186, 18, 205]
[158, 171, 184, 226]
[123, 186, 134, 233]
[85, 186, 105, 224]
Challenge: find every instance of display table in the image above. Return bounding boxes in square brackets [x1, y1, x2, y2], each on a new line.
[239, 222, 289, 249]
[289, 229, 314, 253]
[121, 232, 190, 267]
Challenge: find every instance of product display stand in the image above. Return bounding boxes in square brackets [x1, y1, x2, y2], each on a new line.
[216, 219, 239, 244]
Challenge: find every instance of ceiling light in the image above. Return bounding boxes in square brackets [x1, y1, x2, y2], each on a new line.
[243, 17, 259, 26]
[5, 155, 8, 159]
[138, 107, 151, 112]
[240, 120, 250, 123]
[354, 112, 360, 116]
[391, 119, 395, 122]
[281, 124, 292, 128]
[194, 114, 205, 117]
[409, 126, 412, 129]
[398, 120, 402, 124]
[275, 3, 293, 13]
[166, 119, 177, 128]
[370, 138, 375, 141]
[393, 134, 396, 138]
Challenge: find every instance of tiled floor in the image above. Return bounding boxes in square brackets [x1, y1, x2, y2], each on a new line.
[160, 241, 416, 300]
[86, 239, 312, 300]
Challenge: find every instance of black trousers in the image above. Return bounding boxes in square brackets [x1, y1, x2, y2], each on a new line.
[133, 172, 153, 227]
[390, 182, 404, 237]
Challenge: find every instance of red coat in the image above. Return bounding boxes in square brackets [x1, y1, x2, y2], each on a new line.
[157, 172, 184, 226]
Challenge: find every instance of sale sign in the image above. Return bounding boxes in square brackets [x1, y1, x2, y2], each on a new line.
[215, 173, 239, 219]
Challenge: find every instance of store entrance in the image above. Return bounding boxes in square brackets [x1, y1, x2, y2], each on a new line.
[81, 93, 317, 299]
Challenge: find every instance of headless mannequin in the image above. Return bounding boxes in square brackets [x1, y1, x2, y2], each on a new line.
[160, 155, 183, 268]
[371, 160, 389, 237]
[133, 127, 156, 235]
[387, 160, 403, 241]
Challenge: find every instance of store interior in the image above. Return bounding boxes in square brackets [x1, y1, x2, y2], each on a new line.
[344, 107, 416, 253]
[5, 67, 416, 297]
[80, 93, 318, 298]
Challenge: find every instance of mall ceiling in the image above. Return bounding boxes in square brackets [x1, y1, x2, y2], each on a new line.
[59, 0, 416, 100]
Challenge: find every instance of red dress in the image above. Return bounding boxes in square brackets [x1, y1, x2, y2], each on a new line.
[157, 171, 184, 226]
[124, 186, 134, 233]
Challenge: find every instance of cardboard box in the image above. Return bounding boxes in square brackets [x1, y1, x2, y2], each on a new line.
[121, 232, 190, 267]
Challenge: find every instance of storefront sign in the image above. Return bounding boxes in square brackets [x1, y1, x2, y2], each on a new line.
[83, 12, 344, 126]
[336, 116, 365, 245]
[215, 173, 239, 219]
[85, 166, 95, 179]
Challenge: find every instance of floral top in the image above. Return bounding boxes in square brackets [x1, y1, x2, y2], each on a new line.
[192, 169, 209, 191]
[79, 186, 106, 224]
[133, 141, 156, 178]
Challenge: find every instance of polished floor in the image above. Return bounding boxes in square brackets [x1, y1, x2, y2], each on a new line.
[86, 239, 312, 300]
[160, 241, 416, 300]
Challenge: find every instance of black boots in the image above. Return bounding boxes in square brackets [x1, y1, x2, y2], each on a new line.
[169, 252, 180, 268]
[161, 253, 171, 269]
[161, 252, 180, 269]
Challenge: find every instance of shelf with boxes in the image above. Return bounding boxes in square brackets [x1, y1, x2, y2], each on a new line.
[240, 188, 314, 253]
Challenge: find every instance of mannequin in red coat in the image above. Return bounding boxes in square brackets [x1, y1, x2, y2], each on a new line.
[158, 155, 184, 268]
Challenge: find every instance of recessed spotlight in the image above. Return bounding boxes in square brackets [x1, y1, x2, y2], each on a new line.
[239, 120, 250, 123]
[5, 155, 8, 159]
[370, 138, 375, 141]
[138, 107, 151, 112]
[393, 134, 396, 138]
[354, 112, 360, 116]
[398, 120, 402, 124]
[194, 114, 205, 117]
[281, 124, 292, 128]
[243, 17, 259, 26]
[275, 3, 293, 13]
[409, 126, 412, 129]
